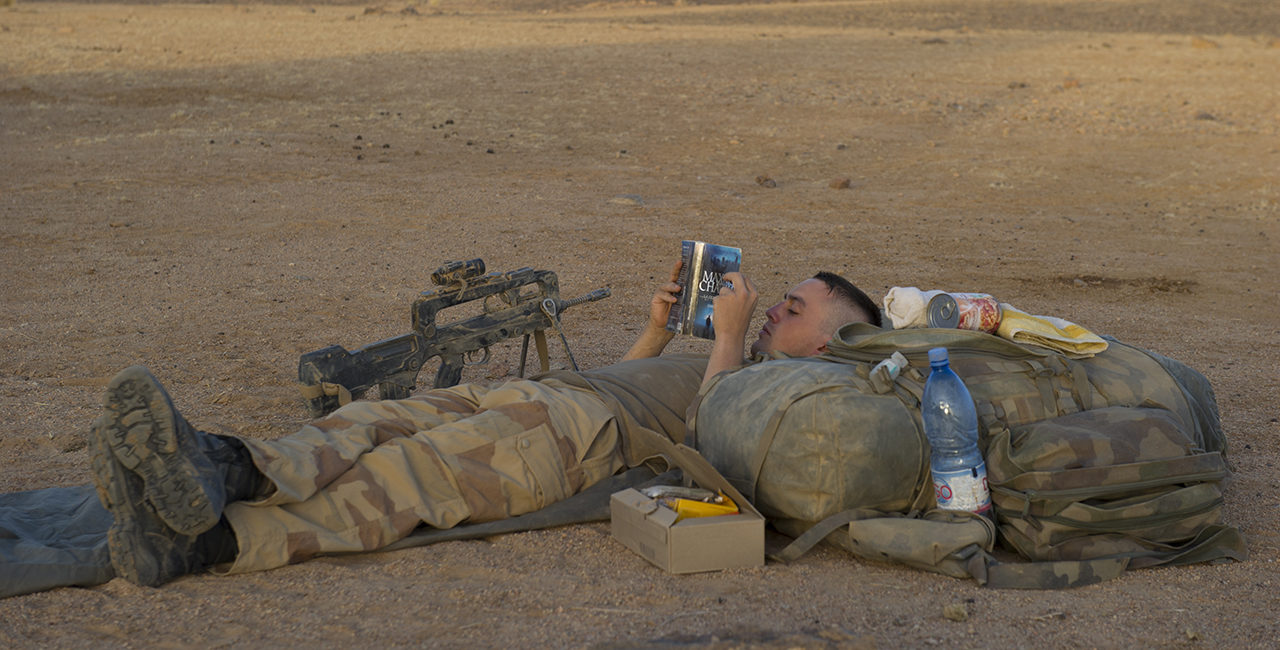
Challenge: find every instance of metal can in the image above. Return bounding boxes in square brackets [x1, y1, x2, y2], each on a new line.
[927, 292, 1002, 333]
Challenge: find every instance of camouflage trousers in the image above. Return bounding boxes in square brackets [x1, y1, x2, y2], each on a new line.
[223, 378, 624, 573]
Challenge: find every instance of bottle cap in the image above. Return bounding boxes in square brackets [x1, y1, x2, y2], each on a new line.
[928, 347, 949, 364]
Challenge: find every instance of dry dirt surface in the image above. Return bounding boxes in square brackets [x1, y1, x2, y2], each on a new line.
[2, 0, 1279, 646]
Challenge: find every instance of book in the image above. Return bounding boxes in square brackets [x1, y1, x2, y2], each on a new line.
[664, 240, 742, 340]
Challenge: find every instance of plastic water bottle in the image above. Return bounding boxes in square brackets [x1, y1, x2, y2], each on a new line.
[921, 347, 992, 515]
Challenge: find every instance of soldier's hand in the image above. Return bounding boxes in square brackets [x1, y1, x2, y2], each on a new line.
[700, 271, 759, 388]
[710, 271, 758, 345]
[647, 259, 683, 332]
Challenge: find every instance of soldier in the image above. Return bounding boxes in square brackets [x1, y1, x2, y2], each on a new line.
[91, 264, 882, 586]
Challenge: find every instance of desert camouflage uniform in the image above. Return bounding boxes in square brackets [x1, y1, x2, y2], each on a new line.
[223, 354, 708, 573]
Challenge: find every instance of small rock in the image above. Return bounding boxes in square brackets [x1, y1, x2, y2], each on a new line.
[55, 434, 87, 453]
[922, 37, 947, 45]
[1194, 112, 1217, 121]
[608, 194, 644, 206]
[943, 603, 968, 622]
[755, 175, 776, 188]
[829, 178, 851, 189]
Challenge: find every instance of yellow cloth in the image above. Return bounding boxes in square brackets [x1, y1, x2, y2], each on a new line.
[995, 303, 1108, 359]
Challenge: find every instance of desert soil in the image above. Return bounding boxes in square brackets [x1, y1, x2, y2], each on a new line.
[1, 0, 1278, 647]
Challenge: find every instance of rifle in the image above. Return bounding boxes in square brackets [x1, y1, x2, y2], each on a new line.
[297, 259, 611, 417]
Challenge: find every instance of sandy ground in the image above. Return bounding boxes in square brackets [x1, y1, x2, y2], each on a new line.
[1, 0, 1278, 646]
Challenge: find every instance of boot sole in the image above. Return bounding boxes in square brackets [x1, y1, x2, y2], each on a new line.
[90, 424, 169, 587]
[97, 366, 219, 535]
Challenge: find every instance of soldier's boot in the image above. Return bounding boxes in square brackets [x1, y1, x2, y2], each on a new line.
[91, 365, 268, 536]
[199, 431, 274, 504]
[91, 426, 239, 586]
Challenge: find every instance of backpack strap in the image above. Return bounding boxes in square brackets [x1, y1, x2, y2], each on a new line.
[982, 522, 1248, 588]
[771, 507, 997, 582]
[770, 508, 888, 563]
[626, 425, 760, 517]
[827, 322, 1051, 361]
[381, 465, 668, 551]
[983, 556, 1131, 589]
[770, 508, 1224, 589]
[1026, 355, 1095, 416]
[744, 382, 859, 501]
[991, 452, 1229, 509]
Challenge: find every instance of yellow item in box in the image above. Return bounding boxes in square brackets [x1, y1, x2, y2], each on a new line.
[659, 494, 739, 521]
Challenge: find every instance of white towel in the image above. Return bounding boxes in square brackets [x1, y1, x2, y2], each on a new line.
[883, 286, 946, 329]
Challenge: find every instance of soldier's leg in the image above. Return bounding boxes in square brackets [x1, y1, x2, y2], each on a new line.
[91, 366, 268, 535]
[91, 368, 487, 585]
[238, 384, 491, 506]
[90, 366, 257, 585]
[224, 379, 624, 573]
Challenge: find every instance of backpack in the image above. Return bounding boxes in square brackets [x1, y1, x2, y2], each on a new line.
[687, 323, 1246, 588]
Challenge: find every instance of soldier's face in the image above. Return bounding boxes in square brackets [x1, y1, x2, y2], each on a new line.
[750, 278, 853, 358]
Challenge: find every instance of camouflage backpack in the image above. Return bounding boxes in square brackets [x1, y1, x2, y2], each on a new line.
[688, 323, 1247, 588]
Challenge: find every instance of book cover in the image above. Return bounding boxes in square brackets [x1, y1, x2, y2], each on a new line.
[664, 240, 742, 340]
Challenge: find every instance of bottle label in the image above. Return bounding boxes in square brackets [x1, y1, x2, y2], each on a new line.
[933, 463, 992, 514]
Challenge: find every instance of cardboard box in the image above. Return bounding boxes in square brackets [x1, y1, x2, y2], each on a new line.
[610, 443, 764, 574]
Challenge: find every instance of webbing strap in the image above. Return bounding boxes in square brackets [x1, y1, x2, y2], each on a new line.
[992, 451, 1228, 496]
[892, 370, 925, 408]
[983, 522, 1249, 588]
[772, 508, 999, 584]
[771, 508, 876, 563]
[381, 466, 668, 552]
[984, 556, 1130, 589]
[745, 382, 850, 500]
[1026, 359, 1062, 418]
[298, 382, 353, 408]
[770, 506, 1210, 589]
[1066, 358, 1095, 412]
[626, 426, 758, 514]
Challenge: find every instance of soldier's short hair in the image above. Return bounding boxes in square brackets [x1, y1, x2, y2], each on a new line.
[812, 271, 883, 329]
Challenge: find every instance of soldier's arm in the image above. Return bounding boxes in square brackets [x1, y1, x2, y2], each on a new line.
[620, 260, 682, 361]
[700, 271, 757, 389]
